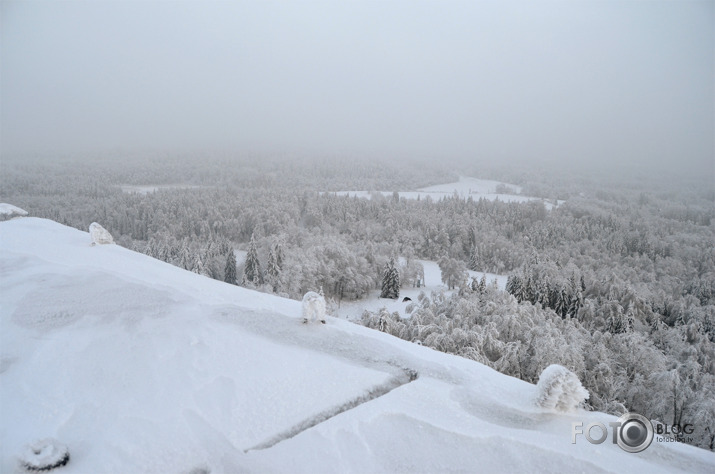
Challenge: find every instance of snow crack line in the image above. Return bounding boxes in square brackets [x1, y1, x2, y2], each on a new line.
[245, 367, 418, 452]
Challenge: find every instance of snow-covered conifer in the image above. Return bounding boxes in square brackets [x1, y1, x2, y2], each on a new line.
[242, 233, 263, 286]
[224, 251, 237, 285]
[380, 258, 400, 299]
[266, 243, 282, 291]
[179, 242, 192, 270]
[468, 245, 480, 271]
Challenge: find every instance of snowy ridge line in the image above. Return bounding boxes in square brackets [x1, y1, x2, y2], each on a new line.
[245, 367, 418, 452]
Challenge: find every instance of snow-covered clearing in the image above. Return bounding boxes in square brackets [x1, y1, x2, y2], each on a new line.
[1, 217, 713, 473]
[119, 184, 208, 194]
[335, 260, 507, 321]
[327, 176, 564, 209]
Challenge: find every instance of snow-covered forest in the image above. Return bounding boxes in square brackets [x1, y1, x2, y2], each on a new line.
[2, 153, 713, 450]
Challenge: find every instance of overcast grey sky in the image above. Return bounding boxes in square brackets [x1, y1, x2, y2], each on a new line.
[1, 1, 713, 170]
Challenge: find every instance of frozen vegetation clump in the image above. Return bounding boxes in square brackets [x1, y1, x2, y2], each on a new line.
[89, 222, 114, 245]
[536, 364, 589, 412]
[302, 291, 326, 324]
[19, 438, 70, 471]
[0, 203, 28, 220]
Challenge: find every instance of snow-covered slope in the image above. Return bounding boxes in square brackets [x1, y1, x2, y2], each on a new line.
[1, 218, 713, 473]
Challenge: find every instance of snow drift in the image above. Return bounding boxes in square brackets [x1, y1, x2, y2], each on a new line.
[1, 217, 713, 473]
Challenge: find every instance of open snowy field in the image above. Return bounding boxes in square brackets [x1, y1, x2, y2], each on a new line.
[1, 217, 713, 473]
[119, 184, 208, 195]
[327, 176, 563, 209]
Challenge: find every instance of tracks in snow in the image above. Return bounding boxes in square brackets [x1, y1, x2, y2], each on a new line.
[245, 367, 418, 452]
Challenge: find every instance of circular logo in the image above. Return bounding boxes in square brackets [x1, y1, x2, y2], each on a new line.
[616, 413, 654, 453]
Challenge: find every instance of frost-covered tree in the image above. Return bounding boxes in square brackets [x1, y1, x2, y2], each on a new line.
[266, 243, 283, 292]
[224, 251, 237, 285]
[468, 245, 480, 271]
[438, 256, 467, 290]
[191, 253, 210, 277]
[535, 364, 589, 412]
[242, 233, 263, 286]
[178, 241, 192, 270]
[380, 257, 400, 299]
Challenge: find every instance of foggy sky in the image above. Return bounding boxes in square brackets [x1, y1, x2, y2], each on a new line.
[1, 1, 713, 170]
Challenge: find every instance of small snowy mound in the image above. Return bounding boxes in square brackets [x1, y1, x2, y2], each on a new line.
[302, 291, 326, 324]
[19, 439, 70, 471]
[0, 203, 28, 221]
[535, 364, 589, 412]
[89, 222, 114, 245]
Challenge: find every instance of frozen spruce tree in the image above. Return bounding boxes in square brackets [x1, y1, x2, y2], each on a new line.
[224, 251, 237, 285]
[266, 243, 283, 291]
[468, 245, 480, 271]
[380, 257, 400, 299]
[191, 253, 210, 277]
[242, 233, 263, 286]
[535, 364, 589, 412]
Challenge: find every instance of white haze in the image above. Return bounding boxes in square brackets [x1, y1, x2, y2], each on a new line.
[1, 1, 713, 172]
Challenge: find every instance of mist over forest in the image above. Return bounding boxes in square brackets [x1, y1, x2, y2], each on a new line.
[2, 0, 713, 173]
[1, 0, 714, 465]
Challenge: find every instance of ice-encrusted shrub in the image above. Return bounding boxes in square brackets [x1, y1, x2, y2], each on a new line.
[19, 439, 70, 471]
[535, 364, 589, 412]
[89, 222, 114, 245]
[302, 291, 326, 323]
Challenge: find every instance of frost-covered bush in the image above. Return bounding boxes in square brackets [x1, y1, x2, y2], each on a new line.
[535, 364, 589, 412]
[0, 203, 28, 221]
[302, 291, 326, 323]
[19, 438, 70, 471]
[89, 222, 114, 245]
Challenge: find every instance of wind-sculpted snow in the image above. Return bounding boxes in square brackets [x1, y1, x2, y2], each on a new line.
[1, 218, 714, 474]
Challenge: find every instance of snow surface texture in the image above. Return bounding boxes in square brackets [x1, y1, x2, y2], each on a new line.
[0, 203, 28, 220]
[301, 291, 326, 324]
[88, 222, 114, 245]
[1, 218, 714, 473]
[535, 364, 590, 413]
